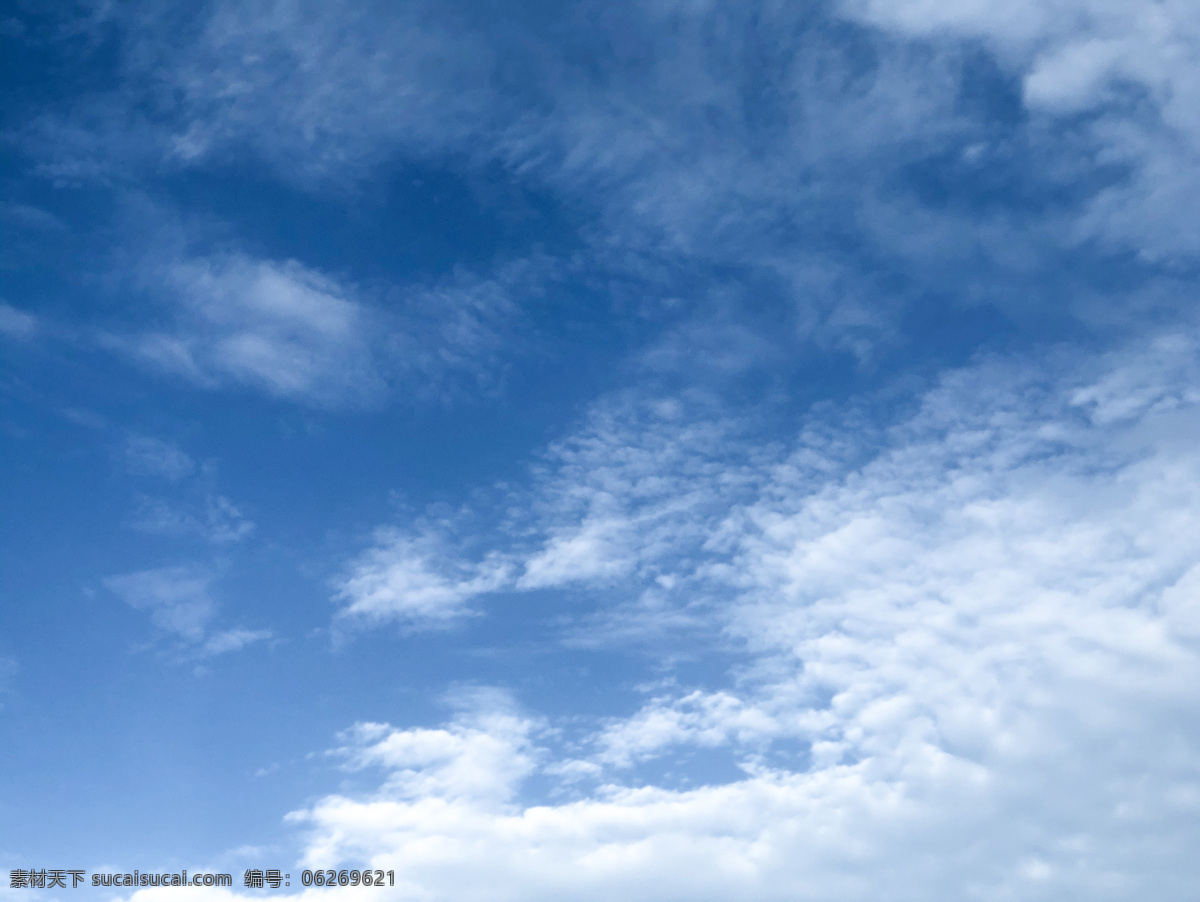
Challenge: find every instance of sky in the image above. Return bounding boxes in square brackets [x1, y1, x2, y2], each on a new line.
[1, 1, 1199, 899]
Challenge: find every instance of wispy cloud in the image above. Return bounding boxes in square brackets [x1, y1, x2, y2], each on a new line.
[200, 628, 273, 658]
[104, 566, 218, 643]
[18, 0, 1197, 363]
[841, 0, 1200, 261]
[123, 435, 195, 480]
[105, 254, 385, 407]
[103, 566, 270, 657]
[333, 529, 511, 627]
[0, 303, 40, 341]
[119, 432, 255, 543]
[92, 232, 538, 408]
[129, 493, 254, 544]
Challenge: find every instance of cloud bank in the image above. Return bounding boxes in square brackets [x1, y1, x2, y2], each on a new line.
[291, 329, 1200, 899]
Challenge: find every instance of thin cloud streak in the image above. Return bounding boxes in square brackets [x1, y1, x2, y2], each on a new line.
[18, 0, 1198, 368]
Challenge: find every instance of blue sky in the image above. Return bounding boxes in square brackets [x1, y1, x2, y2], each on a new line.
[2, 1, 1199, 899]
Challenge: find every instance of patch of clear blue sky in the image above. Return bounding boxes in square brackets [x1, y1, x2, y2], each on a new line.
[0, 0, 1188, 875]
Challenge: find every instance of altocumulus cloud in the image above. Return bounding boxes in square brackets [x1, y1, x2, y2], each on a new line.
[295, 330, 1200, 901]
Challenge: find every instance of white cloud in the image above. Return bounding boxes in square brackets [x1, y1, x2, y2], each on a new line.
[121, 433, 255, 542]
[117, 1, 1192, 284]
[8, 0, 1191, 394]
[123, 435, 195, 480]
[515, 393, 768, 594]
[128, 495, 196, 536]
[379, 263, 529, 405]
[284, 330, 1200, 899]
[0, 201, 65, 232]
[334, 393, 766, 633]
[95, 233, 535, 407]
[1069, 332, 1200, 424]
[147, 1, 501, 179]
[203, 496, 256, 543]
[104, 566, 217, 642]
[333, 528, 511, 626]
[285, 764, 1008, 901]
[104, 565, 268, 657]
[518, 516, 634, 590]
[839, 0, 1200, 260]
[30, 0, 1192, 361]
[592, 690, 781, 769]
[115, 254, 385, 407]
[0, 303, 39, 341]
[200, 628, 272, 657]
[122, 889, 242, 902]
[326, 691, 539, 809]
